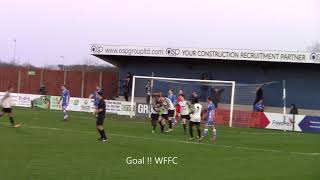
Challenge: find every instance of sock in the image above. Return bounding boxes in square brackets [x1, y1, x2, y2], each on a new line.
[9, 117, 15, 125]
[189, 127, 193, 138]
[197, 127, 201, 138]
[212, 129, 217, 138]
[183, 124, 187, 134]
[97, 129, 103, 138]
[159, 121, 164, 133]
[153, 125, 156, 131]
[101, 129, 107, 139]
[63, 110, 68, 118]
[169, 120, 173, 129]
[203, 129, 208, 137]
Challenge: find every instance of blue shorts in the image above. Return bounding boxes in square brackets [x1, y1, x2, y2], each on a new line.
[205, 120, 214, 126]
[62, 103, 68, 109]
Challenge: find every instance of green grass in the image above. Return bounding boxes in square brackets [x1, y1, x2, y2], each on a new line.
[0, 107, 319, 180]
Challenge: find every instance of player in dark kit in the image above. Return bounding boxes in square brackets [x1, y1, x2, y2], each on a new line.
[95, 92, 108, 142]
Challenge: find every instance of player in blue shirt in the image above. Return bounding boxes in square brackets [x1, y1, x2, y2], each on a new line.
[202, 97, 217, 141]
[58, 84, 70, 121]
[167, 89, 177, 125]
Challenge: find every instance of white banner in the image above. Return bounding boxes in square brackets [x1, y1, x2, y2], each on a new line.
[0, 92, 136, 116]
[90, 44, 320, 64]
[106, 100, 122, 114]
[0, 92, 41, 107]
[118, 101, 135, 116]
[264, 112, 306, 132]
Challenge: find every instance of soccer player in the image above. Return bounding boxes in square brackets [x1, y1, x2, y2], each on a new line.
[150, 97, 161, 133]
[178, 94, 190, 135]
[159, 96, 175, 133]
[151, 92, 165, 133]
[167, 89, 177, 125]
[189, 98, 202, 141]
[89, 85, 102, 115]
[95, 92, 108, 142]
[0, 86, 20, 128]
[202, 97, 217, 141]
[58, 84, 70, 121]
[175, 89, 184, 125]
[167, 89, 177, 105]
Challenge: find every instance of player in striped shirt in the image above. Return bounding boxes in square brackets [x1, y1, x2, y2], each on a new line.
[58, 84, 70, 121]
[178, 94, 191, 135]
[159, 96, 175, 133]
[0, 86, 21, 128]
[150, 97, 162, 133]
[202, 97, 217, 141]
[189, 98, 202, 141]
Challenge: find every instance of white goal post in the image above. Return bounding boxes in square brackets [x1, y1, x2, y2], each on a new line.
[130, 75, 236, 127]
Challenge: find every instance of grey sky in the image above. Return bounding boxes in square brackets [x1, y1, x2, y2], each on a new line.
[0, 0, 319, 66]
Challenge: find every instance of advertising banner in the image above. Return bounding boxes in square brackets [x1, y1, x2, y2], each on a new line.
[264, 112, 305, 132]
[80, 98, 94, 113]
[135, 103, 150, 117]
[67, 97, 81, 112]
[298, 116, 320, 133]
[118, 101, 136, 116]
[33, 95, 51, 109]
[0, 92, 41, 108]
[106, 100, 122, 114]
[50, 96, 62, 110]
[90, 44, 320, 64]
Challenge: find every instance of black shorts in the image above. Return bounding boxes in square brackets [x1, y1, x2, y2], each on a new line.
[189, 121, 201, 126]
[181, 115, 190, 120]
[96, 115, 105, 126]
[168, 110, 175, 118]
[151, 113, 159, 121]
[161, 113, 168, 120]
[2, 108, 12, 113]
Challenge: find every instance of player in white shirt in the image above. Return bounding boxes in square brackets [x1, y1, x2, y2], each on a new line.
[0, 86, 21, 128]
[150, 96, 162, 133]
[159, 96, 175, 133]
[177, 94, 191, 135]
[189, 98, 202, 141]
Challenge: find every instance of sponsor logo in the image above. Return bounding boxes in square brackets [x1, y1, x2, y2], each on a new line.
[121, 104, 132, 111]
[91, 45, 104, 53]
[166, 48, 180, 56]
[80, 105, 91, 111]
[73, 99, 79, 105]
[18, 95, 31, 102]
[310, 53, 320, 62]
[84, 100, 88, 105]
[272, 120, 292, 126]
[137, 104, 149, 114]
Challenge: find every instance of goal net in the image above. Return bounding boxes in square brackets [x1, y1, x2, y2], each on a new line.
[130, 75, 235, 127]
[130, 76, 286, 128]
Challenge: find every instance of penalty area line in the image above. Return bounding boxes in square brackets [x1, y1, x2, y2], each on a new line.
[1, 122, 320, 156]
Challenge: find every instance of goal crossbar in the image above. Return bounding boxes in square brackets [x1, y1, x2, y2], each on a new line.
[130, 75, 236, 127]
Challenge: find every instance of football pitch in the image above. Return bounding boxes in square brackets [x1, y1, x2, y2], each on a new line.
[0, 107, 319, 180]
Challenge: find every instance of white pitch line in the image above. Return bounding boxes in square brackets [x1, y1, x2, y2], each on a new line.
[1, 122, 319, 157]
[15, 109, 305, 135]
[69, 115, 300, 135]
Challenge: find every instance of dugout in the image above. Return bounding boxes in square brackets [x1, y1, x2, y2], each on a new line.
[91, 45, 320, 110]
